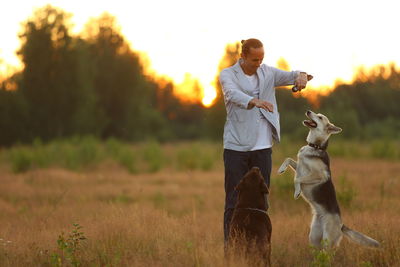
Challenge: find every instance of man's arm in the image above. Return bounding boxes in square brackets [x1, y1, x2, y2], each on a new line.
[272, 67, 298, 87]
[272, 67, 311, 90]
[220, 69, 274, 112]
[247, 98, 274, 112]
[219, 70, 253, 109]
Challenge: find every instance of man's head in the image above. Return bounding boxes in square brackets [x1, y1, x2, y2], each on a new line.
[240, 38, 264, 75]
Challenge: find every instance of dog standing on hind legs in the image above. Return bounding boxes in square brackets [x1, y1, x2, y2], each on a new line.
[277, 110, 380, 249]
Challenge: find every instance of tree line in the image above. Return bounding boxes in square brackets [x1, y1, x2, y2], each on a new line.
[1, 5, 400, 147]
[0, 5, 207, 146]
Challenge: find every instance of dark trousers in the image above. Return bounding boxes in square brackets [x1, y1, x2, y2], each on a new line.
[223, 148, 272, 242]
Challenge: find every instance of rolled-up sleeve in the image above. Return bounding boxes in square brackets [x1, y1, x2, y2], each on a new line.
[220, 70, 253, 109]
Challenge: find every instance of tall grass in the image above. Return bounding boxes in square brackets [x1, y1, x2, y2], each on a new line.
[1, 158, 399, 266]
[0, 151, 399, 266]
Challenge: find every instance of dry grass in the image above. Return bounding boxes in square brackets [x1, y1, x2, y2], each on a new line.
[0, 155, 399, 266]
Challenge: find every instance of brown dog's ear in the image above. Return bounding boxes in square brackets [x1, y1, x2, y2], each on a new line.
[260, 181, 269, 194]
[235, 180, 245, 192]
[234, 185, 239, 192]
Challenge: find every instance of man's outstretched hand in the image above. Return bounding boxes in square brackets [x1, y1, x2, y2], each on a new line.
[248, 98, 274, 112]
[294, 72, 313, 91]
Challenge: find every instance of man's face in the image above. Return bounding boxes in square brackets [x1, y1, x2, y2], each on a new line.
[241, 47, 264, 75]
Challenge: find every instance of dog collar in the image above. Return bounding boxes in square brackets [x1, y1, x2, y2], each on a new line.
[236, 207, 268, 215]
[308, 143, 326, 150]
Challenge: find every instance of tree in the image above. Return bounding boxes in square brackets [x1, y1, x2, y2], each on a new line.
[18, 5, 88, 140]
[0, 74, 29, 145]
[83, 13, 165, 140]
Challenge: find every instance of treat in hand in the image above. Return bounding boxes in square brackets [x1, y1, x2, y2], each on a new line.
[292, 73, 313, 92]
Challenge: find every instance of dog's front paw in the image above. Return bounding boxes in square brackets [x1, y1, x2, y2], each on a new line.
[293, 182, 302, 199]
[277, 164, 287, 174]
[294, 186, 302, 199]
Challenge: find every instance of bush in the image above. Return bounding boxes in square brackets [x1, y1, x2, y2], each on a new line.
[176, 147, 199, 170]
[62, 137, 103, 170]
[117, 149, 137, 174]
[142, 141, 164, 173]
[105, 138, 137, 173]
[370, 140, 398, 159]
[9, 147, 33, 173]
[175, 143, 216, 171]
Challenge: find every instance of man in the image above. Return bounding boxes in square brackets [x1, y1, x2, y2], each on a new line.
[220, 38, 310, 242]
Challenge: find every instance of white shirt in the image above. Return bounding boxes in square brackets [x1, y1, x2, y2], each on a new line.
[245, 73, 273, 150]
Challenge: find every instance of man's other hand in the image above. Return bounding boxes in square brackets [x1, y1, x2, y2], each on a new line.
[248, 98, 274, 112]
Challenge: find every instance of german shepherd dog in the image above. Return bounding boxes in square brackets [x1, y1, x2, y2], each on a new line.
[228, 167, 272, 266]
[277, 110, 380, 249]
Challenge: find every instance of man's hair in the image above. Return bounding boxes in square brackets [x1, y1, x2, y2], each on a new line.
[241, 38, 263, 55]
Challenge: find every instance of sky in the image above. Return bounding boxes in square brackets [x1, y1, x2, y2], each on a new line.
[1, 0, 399, 105]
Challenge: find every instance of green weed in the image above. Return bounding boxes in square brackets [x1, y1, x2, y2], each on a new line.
[51, 223, 87, 267]
[310, 243, 335, 267]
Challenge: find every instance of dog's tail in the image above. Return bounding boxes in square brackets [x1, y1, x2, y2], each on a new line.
[341, 224, 380, 248]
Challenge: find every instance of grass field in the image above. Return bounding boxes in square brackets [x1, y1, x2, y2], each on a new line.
[0, 140, 399, 266]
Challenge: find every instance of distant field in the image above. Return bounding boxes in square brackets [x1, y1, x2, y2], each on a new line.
[0, 141, 399, 266]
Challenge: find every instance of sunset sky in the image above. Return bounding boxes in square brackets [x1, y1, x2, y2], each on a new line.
[1, 0, 399, 105]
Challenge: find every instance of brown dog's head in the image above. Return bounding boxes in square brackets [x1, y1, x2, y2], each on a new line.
[235, 167, 269, 209]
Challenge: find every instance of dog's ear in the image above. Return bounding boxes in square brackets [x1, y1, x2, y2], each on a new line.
[260, 181, 269, 194]
[328, 123, 342, 134]
[235, 181, 245, 192]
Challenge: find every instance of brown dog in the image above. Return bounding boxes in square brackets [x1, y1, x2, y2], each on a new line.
[228, 166, 272, 266]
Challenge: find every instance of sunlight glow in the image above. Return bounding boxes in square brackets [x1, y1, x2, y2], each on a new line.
[202, 85, 218, 107]
[1, 0, 400, 106]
